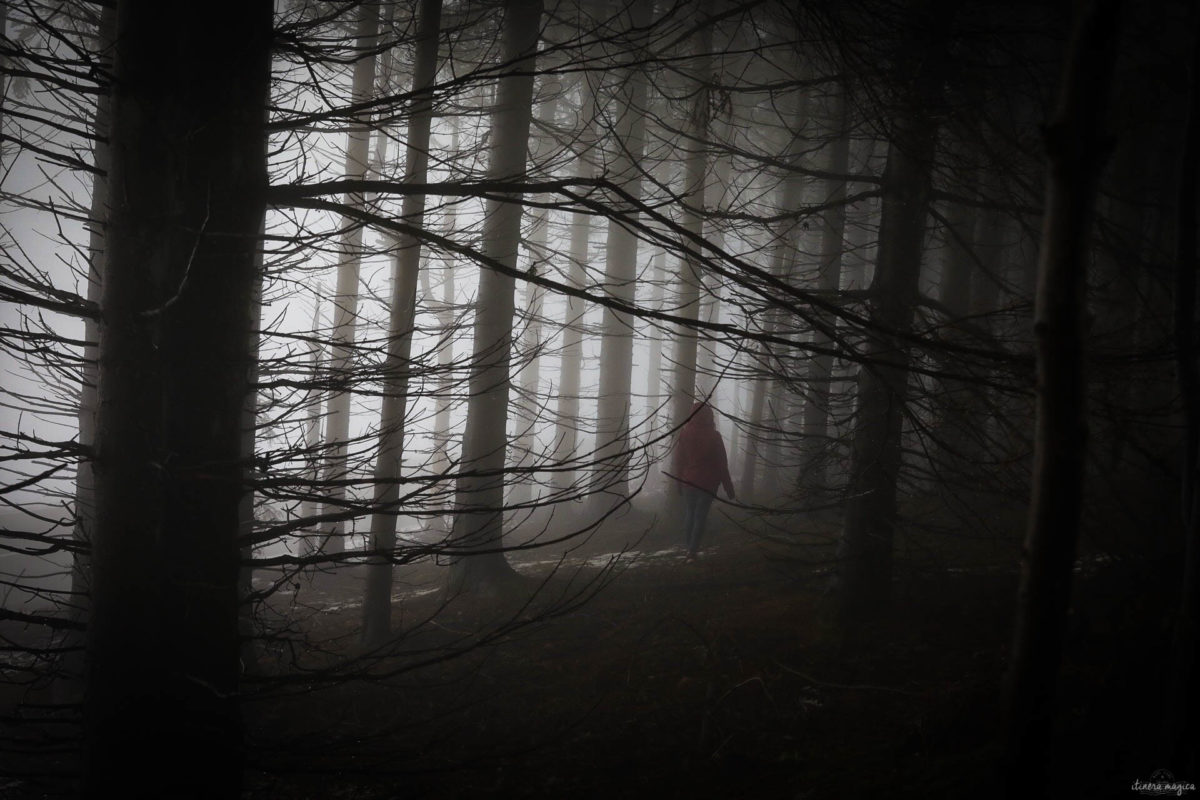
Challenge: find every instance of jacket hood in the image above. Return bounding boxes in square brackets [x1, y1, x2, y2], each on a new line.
[686, 402, 715, 429]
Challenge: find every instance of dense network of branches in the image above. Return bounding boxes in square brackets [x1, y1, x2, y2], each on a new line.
[0, 0, 1196, 795]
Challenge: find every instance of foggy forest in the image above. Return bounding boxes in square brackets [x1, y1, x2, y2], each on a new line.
[0, 0, 1197, 797]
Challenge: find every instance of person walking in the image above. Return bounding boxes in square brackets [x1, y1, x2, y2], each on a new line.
[671, 401, 735, 561]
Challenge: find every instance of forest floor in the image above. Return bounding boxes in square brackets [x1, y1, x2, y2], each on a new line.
[0, 497, 1181, 798]
[233, 500, 1181, 800]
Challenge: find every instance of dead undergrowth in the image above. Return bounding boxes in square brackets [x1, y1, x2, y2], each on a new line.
[0, 507, 1178, 799]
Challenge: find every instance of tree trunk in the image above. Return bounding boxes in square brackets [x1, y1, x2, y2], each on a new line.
[362, 0, 442, 648]
[836, 0, 951, 630]
[670, 11, 713, 437]
[970, 206, 1008, 323]
[69, 1, 116, 621]
[511, 89, 559, 506]
[512, 272, 546, 505]
[739, 354, 769, 501]
[85, 3, 271, 797]
[1001, 1, 1121, 794]
[429, 118, 460, 479]
[644, 249, 668, 476]
[448, 0, 543, 594]
[551, 68, 597, 492]
[939, 191, 976, 317]
[928, 165, 980, 469]
[238, 228, 265, 673]
[798, 81, 850, 494]
[299, 300, 326, 532]
[60, 4, 116, 702]
[1167, 9, 1200, 774]
[738, 92, 806, 503]
[697, 114, 733, 384]
[318, 2, 380, 555]
[592, 8, 650, 507]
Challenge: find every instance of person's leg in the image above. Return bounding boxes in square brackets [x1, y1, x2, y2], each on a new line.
[690, 491, 715, 555]
[681, 488, 698, 552]
[685, 487, 710, 556]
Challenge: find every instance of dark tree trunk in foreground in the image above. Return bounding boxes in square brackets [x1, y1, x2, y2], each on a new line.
[58, 5, 117, 705]
[238, 234, 265, 673]
[837, 0, 950, 629]
[362, 0, 442, 648]
[1001, 1, 1121, 795]
[69, 3, 116, 625]
[448, 0, 542, 594]
[85, 2, 271, 797]
[1168, 9, 1200, 774]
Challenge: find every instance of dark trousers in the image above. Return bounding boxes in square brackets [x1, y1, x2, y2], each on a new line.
[682, 486, 715, 556]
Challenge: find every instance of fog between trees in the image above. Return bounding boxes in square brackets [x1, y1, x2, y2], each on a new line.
[0, 0, 1197, 797]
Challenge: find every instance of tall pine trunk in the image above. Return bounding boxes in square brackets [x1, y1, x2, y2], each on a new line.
[85, 3, 271, 796]
[448, 0, 542, 594]
[552, 68, 597, 492]
[929, 160, 981, 471]
[511, 89, 559, 506]
[299, 300, 326, 529]
[644, 250, 668, 473]
[799, 82, 850, 494]
[697, 113, 732, 383]
[429, 118, 460, 479]
[317, 2, 380, 555]
[69, 3, 116, 625]
[836, 0, 951, 630]
[59, 5, 117, 703]
[592, 7, 650, 507]
[362, 0, 442, 648]
[1001, 1, 1121, 793]
[670, 12, 712, 437]
[1167, 7, 1200, 773]
[739, 93, 806, 502]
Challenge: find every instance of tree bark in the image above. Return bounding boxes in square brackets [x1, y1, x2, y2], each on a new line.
[697, 113, 732, 384]
[592, 7, 650, 506]
[551, 68, 597, 492]
[85, 2, 271, 796]
[928, 161, 980, 469]
[299, 300, 326, 530]
[448, 0, 543, 594]
[670, 9, 713, 436]
[644, 249, 668, 476]
[362, 0, 442, 648]
[836, 0, 951, 630]
[238, 227, 265, 672]
[60, 4, 116, 703]
[798, 81, 850, 494]
[1001, 1, 1121, 794]
[511, 88, 559, 506]
[738, 92, 806, 503]
[318, 2, 380, 555]
[69, 1, 116, 625]
[1167, 9, 1200, 774]
[429, 118, 460, 479]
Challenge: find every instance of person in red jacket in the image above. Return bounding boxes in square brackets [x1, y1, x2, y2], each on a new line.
[671, 401, 735, 561]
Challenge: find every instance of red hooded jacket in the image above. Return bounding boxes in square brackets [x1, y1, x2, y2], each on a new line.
[672, 403, 734, 497]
